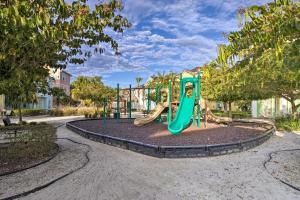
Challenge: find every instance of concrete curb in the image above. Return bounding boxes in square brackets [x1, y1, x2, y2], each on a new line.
[66, 118, 275, 158]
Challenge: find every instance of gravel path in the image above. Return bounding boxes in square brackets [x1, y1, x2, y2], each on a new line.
[264, 148, 300, 190]
[0, 138, 89, 199]
[1, 119, 299, 200]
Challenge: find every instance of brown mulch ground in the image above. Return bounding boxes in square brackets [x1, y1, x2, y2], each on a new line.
[71, 119, 270, 146]
[0, 143, 59, 175]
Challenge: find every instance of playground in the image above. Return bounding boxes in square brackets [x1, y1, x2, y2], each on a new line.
[1, 1, 299, 199]
[66, 71, 275, 157]
[1, 119, 299, 200]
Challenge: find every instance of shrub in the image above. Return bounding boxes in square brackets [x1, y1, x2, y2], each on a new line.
[275, 117, 300, 131]
[61, 107, 78, 116]
[49, 109, 64, 116]
[100, 110, 111, 118]
[211, 110, 251, 119]
[12, 109, 46, 116]
[77, 107, 97, 116]
[48, 106, 112, 117]
[49, 106, 101, 117]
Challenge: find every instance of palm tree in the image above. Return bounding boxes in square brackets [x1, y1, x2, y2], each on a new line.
[135, 77, 143, 87]
[135, 77, 143, 99]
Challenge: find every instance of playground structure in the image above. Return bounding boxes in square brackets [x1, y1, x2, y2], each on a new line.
[67, 70, 275, 158]
[109, 72, 202, 134]
[168, 73, 201, 134]
[112, 83, 164, 121]
[101, 70, 231, 135]
[134, 72, 202, 134]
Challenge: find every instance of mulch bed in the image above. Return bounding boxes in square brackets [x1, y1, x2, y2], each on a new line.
[71, 119, 270, 146]
[0, 143, 59, 176]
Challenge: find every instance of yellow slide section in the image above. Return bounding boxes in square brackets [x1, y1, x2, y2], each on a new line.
[134, 103, 167, 126]
[206, 109, 232, 123]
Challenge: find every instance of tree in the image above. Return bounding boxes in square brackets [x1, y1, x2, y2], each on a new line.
[215, 0, 300, 117]
[50, 87, 67, 108]
[135, 76, 143, 98]
[146, 71, 179, 102]
[201, 61, 242, 117]
[0, 0, 130, 122]
[0, 67, 49, 122]
[72, 76, 115, 109]
[135, 77, 143, 87]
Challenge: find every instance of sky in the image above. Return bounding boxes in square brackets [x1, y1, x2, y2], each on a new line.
[67, 0, 272, 87]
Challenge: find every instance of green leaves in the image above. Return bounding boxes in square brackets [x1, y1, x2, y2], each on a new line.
[0, 0, 130, 114]
[209, 0, 300, 113]
[71, 76, 115, 106]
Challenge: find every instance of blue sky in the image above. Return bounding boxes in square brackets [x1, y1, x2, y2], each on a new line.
[67, 0, 271, 87]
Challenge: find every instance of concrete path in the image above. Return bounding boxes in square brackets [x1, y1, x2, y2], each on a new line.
[1, 117, 300, 200]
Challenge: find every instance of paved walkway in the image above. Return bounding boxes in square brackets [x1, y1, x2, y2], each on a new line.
[1, 117, 300, 200]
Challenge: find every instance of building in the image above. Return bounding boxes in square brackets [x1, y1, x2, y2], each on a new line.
[0, 77, 54, 112]
[50, 69, 71, 96]
[252, 98, 300, 118]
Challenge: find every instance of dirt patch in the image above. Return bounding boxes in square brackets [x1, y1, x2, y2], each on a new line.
[0, 143, 59, 176]
[71, 119, 269, 146]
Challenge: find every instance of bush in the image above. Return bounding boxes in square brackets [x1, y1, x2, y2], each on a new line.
[48, 106, 112, 117]
[49, 109, 64, 116]
[211, 110, 251, 119]
[49, 107, 77, 116]
[61, 107, 78, 116]
[275, 117, 300, 131]
[77, 107, 97, 116]
[13, 109, 47, 116]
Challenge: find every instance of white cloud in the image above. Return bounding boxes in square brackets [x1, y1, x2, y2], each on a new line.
[67, 0, 273, 85]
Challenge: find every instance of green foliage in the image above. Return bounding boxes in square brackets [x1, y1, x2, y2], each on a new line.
[208, 0, 300, 117]
[201, 64, 242, 103]
[0, 0, 130, 121]
[212, 110, 252, 119]
[50, 87, 67, 107]
[275, 117, 300, 131]
[71, 76, 116, 107]
[135, 77, 143, 87]
[146, 71, 179, 102]
[236, 100, 252, 112]
[12, 109, 47, 116]
[49, 107, 78, 116]
[48, 106, 111, 117]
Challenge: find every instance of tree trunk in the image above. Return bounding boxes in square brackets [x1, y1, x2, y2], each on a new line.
[291, 100, 299, 119]
[18, 103, 22, 123]
[56, 97, 60, 109]
[228, 101, 232, 118]
[223, 102, 227, 112]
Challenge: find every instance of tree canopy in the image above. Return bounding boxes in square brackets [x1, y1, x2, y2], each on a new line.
[206, 0, 300, 116]
[72, 76, 115, 107]
[0, 0, 130, 120]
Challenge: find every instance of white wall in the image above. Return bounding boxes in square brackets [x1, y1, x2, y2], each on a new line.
[251, 101, 257, 118]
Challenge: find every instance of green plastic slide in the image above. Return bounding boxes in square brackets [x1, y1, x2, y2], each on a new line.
[168, 79, 196, 135]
